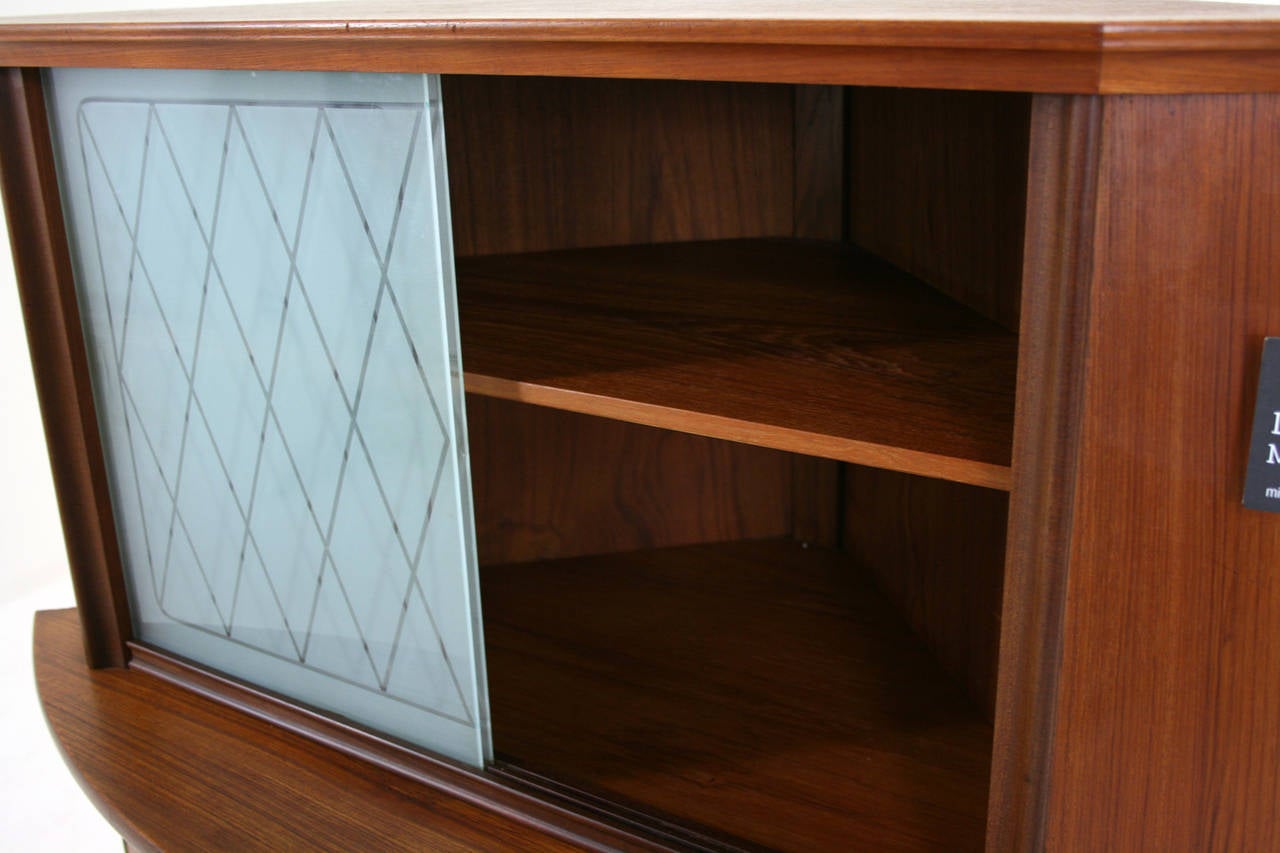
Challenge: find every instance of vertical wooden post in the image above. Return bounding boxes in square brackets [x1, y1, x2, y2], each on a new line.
[989, 93, 1103, 853]
[0, 67, 130, 667]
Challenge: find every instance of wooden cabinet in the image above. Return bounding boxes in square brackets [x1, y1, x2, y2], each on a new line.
[4, 4, 1280, 850]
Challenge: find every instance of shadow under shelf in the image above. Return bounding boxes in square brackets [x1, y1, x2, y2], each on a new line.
[482, 538, 993, 853]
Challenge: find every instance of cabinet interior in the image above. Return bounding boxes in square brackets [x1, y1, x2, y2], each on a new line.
[444, 75, 1029, 851]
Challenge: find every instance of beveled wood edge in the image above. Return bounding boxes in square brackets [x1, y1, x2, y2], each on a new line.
[0, 42, 1100, 94]
[124, 640, 681, 853]
[3, 17, 1280, 50]
[0, 19, 1106, 51]
[985, 94, 1102, 852]
[0, 19, 1279, 92]
[0, 23, 1269, 92]
[0, 69, 131, 667]
[464, 374, 1015, 492]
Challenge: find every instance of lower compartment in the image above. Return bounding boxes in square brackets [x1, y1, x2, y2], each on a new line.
[481, 538, 993, 852]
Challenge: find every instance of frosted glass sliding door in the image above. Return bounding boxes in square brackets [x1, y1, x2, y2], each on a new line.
[45, 68, 489, 766]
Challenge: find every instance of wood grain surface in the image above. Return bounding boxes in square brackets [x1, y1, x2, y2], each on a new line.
[4, 3, 1280, 93]
[1040, 92, 1280, 852]
[793, 84, 846, 243]
[843, 467, 1008, 719]
[459, 239, 1017, 490]
[33, 608, 633, 852]
[849, 88, 1031, 330]
[0, 38, 1103, 93]
[790, 83, 847, 549]
[444, 77, 793, 257]
[985, 93, 1102, 853]
[466, 396, 792, 565]
[0, 69, 131, 668]
[483, 538, 993, 852]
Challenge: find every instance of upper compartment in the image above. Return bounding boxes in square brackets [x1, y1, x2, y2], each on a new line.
[444, 77, 1030, 489]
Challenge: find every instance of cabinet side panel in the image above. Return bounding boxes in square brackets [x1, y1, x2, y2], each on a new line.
[467, 396, 792, 566]
[444, 76, 794, 256]
[1047, 93, 1280, 851]
[0, 68, 131, 667]
[842, 467, 1008, 718]
[849, 88, 1030, 330]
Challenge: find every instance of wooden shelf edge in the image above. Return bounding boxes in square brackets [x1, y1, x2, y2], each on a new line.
[465, 373, 1013, 491]
[459, 239, 1015, 491]
[32, 608, 680, 852]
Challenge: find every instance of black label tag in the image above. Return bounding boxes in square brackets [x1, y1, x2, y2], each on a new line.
[1243, 338, 1280, 511]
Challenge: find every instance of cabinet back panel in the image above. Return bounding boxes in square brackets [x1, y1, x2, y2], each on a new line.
[443, 76, 794, 256]
[849, 88, 1030, 331]
[467, 396, 792, 565]
[843, 466, 1008, 718]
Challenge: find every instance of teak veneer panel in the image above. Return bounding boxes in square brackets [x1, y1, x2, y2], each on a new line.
[849, 88, 1030, 330]
[843, 467, 1009, 719]
[466, 396, 792, 565]
[445, 77, 793, 257]
[482, 538, 993, 852]
[1042, 92, 1280, 852]
[458, 239, 1016, 490]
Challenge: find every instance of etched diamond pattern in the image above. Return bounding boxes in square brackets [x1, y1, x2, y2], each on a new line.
[73, 95, 472, 726]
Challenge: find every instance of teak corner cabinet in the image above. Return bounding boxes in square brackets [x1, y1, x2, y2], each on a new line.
[5, 3, 1280, 850]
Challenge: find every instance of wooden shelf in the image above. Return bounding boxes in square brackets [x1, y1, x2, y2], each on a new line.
[482, 538, 994, 852]
[459, 239, 1016, 490]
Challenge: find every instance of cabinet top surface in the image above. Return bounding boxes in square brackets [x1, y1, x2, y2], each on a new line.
[5, 0, 1280, 24]
[2, 0, 1280, 92]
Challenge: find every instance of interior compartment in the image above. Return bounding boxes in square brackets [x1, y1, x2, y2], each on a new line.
[445, 75, 1030, 850]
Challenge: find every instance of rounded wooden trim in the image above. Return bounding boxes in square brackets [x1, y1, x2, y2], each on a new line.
[32, 608, 674, 852]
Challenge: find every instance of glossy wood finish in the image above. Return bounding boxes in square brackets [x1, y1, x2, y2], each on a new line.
[793, 84, 845, 243]
[848, 88, 1030, 329]
[3, 2, 1280, 93]
[1040, 93, 1280, 852]
[0, 69, 130, 668]
[444, 77, 793, 257]
[466, 396, 792, 565]
[34, 608, 647, 852]
[459, 239, 1017, 490]
[483, 538, 993, 852]
[986, 93, 1102, 853]
[842, 468, 1008, 719]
